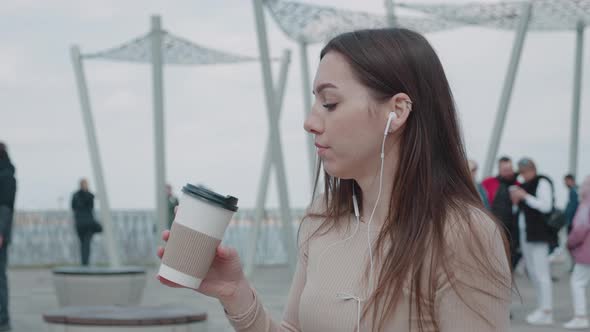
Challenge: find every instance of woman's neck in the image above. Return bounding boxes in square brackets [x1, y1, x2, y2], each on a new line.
[355, 144, 398, 225]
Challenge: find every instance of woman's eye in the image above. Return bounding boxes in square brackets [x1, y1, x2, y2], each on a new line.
[322, 103, 337, 110]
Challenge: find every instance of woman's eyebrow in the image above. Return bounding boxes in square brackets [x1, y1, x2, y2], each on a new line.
[312, 82, 337, 95]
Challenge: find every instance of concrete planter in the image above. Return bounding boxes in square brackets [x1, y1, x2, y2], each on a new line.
[43, 305, 207, 332]
[52, 267, 147, 307]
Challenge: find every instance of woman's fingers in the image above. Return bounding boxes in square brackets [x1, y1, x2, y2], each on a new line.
[157, 246, 164, 259]
[216, 245, 228, 258]
[157, 275, 183, 288]
[217, 246, 239, 260]
[162, 230, 170, 242]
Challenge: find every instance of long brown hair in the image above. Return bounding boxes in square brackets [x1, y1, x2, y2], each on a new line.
[304, 28, 511, 331]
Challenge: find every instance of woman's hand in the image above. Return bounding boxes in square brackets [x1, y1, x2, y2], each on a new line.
[157, 230, 248, 299]
[156, 207, 254, 314]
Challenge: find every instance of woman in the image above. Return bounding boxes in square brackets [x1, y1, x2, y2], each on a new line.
[564, 176, 590, 329]
[158, 28, 511, 331]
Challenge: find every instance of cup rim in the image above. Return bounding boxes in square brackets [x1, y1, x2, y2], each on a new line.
[182, 184, 239, 212]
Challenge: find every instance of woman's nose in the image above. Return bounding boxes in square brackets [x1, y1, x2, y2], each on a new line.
[304, 107, 324, 135]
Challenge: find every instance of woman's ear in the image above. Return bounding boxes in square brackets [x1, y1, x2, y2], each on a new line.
[386, 93, 412, 134]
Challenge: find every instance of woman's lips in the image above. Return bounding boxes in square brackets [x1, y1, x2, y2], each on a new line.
[315, 143, 329, 155]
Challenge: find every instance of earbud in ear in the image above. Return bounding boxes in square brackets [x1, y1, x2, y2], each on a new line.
[383, 111, 398, 136]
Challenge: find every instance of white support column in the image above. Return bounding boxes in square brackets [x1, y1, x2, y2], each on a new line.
[150, 15, 168, 242]
[298, 42, 316, 187]
[385, 0, 396, 27]
[569, 21, 584, 178]
[70, 45, 121, 267]
[251, 0, 297, 274]
[245, 50, 291, 277]
[482, 2, 532, 177]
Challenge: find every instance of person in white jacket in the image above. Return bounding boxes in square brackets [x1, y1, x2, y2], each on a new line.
[510, 158, 555, 325]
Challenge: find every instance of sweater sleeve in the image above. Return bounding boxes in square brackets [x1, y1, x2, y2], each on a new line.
[226, 256, 306, 331]
[438, 209, 511, 332]
[226, 219, 315, 331]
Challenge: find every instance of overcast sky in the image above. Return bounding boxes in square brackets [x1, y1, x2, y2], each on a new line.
[1, 0, 588, 210]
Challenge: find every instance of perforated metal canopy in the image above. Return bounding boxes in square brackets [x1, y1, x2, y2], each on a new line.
[264, 0, 462, 44]
[398, 0, 590, 31]
[83, 30, 257, 65]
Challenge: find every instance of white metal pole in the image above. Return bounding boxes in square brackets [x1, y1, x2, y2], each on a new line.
[70, 45, 121, 267]
[385, 0, 396, 27]
[252, 0, 297, 273]
[482, 2, 532, 177]
[150, 15, 168, 242]
[298, 42, 316, 187]
[245, 50, 291, 277]
[569, 21, 584, 178]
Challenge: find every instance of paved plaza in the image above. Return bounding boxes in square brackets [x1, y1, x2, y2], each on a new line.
[7, 261, 588, 331]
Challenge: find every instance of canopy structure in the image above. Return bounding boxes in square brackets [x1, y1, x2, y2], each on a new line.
[399, 0, 587, 177]
[260, 0, 463, 185]
[71, 15, 296, 267]
[264, 0, 461, 44]
[83, 31, 257, 64]
[399, 0, 590, 31]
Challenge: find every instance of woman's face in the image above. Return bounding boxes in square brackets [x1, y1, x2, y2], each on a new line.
[304, 51, 390, 180]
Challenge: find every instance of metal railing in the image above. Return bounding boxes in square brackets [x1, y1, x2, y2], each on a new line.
[9, 209, 306, 267]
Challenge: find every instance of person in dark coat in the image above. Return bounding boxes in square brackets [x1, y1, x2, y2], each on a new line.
[71, 178, 98, 266]
[482, 156, 520, 269]
[0, 143, 16, 331]
[564, 174, 579, 234]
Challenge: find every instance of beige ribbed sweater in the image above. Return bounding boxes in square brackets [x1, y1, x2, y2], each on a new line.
[226, 207, 511, 331]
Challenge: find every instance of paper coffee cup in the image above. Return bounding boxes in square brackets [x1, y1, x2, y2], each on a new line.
[159, 184, 238, 289]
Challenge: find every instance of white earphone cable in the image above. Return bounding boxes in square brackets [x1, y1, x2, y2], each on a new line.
[323, 110, 399, 332]
[366, 130, 387, 298]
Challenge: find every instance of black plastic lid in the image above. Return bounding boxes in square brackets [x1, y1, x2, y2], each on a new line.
[182, 184, 239, 212]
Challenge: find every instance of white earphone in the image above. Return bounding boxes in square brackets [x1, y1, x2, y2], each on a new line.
[320, 102, 410, 332]
[383, 111, 398, 136]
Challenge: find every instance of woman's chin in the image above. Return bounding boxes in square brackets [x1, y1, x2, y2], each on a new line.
[322, 162, 349, 179]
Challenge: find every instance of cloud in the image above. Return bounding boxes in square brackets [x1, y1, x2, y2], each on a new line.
[0, 46, 27, 83]
[3, 0, 589, 210]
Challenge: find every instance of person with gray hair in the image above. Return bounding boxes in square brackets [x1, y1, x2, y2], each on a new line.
[510, 157, 555, 325]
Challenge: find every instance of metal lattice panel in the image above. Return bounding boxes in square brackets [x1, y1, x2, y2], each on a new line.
[398, 0, 590, 31]
[83, 31, 257, 65]
[264, 0, 462, 44]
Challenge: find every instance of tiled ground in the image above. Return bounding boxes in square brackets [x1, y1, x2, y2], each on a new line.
[8, 260, 588, 331]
